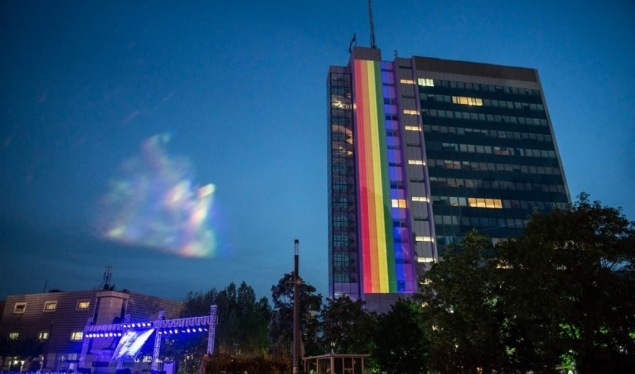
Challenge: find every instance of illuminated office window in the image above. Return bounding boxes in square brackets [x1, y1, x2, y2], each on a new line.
[405, 126, 421, 131]
[468, 198, 503, 209]
[415, 236, 434, 242]
[44, 301, 57, 312]
[9, 333, 19, 340]
[412, 196, 428, 202]
[391, 199, 407, 208]
[76, 300, 90, 310]
[417, 257, 435, 263]
[452, 96, 483, 106]
[403, 109, 418, 115]
[408, 160, 425, 165]
[418, 78, 434, 87]
[70, 332, 84, 341]
[400, 79, 415, 84]
[38, 332, 49, 340]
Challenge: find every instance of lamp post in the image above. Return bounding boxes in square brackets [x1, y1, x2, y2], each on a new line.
[292, 239, 300, 374]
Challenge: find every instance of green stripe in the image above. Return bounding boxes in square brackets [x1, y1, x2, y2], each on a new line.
[372, 62, 397, 292]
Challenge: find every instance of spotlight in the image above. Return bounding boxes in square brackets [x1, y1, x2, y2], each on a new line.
[174, 329, 179, 334]
[186, 329, 191, 333]
[169, 330, 173, 334]
[198, 328, 202, 332]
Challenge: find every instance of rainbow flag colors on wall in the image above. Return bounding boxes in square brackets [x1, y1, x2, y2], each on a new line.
[353, 59, 399, 294]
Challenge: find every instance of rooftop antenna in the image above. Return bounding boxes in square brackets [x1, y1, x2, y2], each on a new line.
[101, 265, 113, 290]
[367, 0, 377, 48]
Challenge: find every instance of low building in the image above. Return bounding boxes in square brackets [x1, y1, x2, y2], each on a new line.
[0, 289, 182, 372]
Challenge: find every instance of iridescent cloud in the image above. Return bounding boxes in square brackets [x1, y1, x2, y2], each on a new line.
[99, 134, 216, 257]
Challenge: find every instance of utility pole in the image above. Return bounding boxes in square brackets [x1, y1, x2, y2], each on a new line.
[292, 239, 300, 374]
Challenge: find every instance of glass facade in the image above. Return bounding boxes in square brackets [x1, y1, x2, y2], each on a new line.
[418, 78, 569, 248]
[328, 48, 570, 312]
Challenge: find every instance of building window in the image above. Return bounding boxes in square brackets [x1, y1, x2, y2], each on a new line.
[408, 160, 425, 165]
[38, 332, 49, 340]
[452, 96, 483, 106]
[468, 198, 503, 209]
[9, 333, 19, 340]
[403, 109, 418, 115]
[405, 125, 421, 131]
[418, 78, 434, 87]
[400, 79, 415, 84]
[417, 257, 435, 263]
[391, 199, 407, 208]
[415, 236, 434, 242]
[412, 196, 428, 202]
[13, 302, 26, 314]
[44, 301, 57, 312]
[70, 332, 84, 341]
[143, 356, 153, 363]
[76, 300, 90, 310]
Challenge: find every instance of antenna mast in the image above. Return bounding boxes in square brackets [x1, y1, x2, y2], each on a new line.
[367, 0, 377, 48]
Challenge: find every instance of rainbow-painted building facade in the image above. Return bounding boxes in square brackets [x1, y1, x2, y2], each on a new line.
[328, 47, 570, 312]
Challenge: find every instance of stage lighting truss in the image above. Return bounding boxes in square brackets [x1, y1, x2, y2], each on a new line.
[80, 305, 218, 372]
[84, 315, 216, 338]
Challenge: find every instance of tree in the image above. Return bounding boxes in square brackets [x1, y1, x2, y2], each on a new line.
[162, 282, 271, 374]
[268, 272, 322, 358]
[418, 231, 512, 373]
[495, 194, 635, 373]
[371, 298, 429, 374]
[319, 296, 377, 354]
[419, 195, 635, 373]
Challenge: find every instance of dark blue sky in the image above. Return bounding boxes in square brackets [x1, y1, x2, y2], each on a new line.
[1, 0, 634, 302]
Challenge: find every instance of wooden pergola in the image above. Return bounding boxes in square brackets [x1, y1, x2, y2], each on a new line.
[302, 353, 369, 374]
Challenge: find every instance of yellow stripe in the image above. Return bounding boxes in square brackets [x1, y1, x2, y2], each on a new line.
[366, 61, 388, 293]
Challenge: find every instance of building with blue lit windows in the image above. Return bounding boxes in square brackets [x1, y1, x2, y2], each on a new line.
[327, 47, 570, 313]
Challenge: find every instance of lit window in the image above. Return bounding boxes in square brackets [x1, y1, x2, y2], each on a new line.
[418, 78, 434, 87]
[417, 257, 435, 263]
[391, 199, 407, 208]
[412, 196, 428, 202]
[415, 236, 434, 242]
[76, 300, 90, 310]
[9, 333, 19, 340]
[70, 331, 84, 341]
[13, 302, 26, 314]
[403, 109, 418, 115]
[408, 160, 425, 165]
[44, 301, 57, 311]
[468, 198, 503, 209]
[400, 79, 415, 84]
[38, 332, 49, 340]
[143, 356, 153, 363]
[405, 126, 421, 131]
[452, 96, 483, 106]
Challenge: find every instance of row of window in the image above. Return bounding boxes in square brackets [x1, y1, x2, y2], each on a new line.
[427, 141, 556, 159]
[429, 159, 561, 175]
[417, 78, 542, 97]
[8, 331, 84, 341]
[432, 195, 567, 210]
[13, 300, 90, 313]
[429, 176, 567, 194]
[435, 215, 529, 229]
[422, 93, 545, 112]
[423, 125, 553, 143]
[422, 108, 548, 126]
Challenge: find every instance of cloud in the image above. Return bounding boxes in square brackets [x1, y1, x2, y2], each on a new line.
[99, 133, 216, 257]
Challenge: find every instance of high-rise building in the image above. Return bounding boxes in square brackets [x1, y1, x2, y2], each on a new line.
[327, 47, 570, 313]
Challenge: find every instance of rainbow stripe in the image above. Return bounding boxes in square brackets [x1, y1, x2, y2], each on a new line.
[354, 60, 397, 294]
